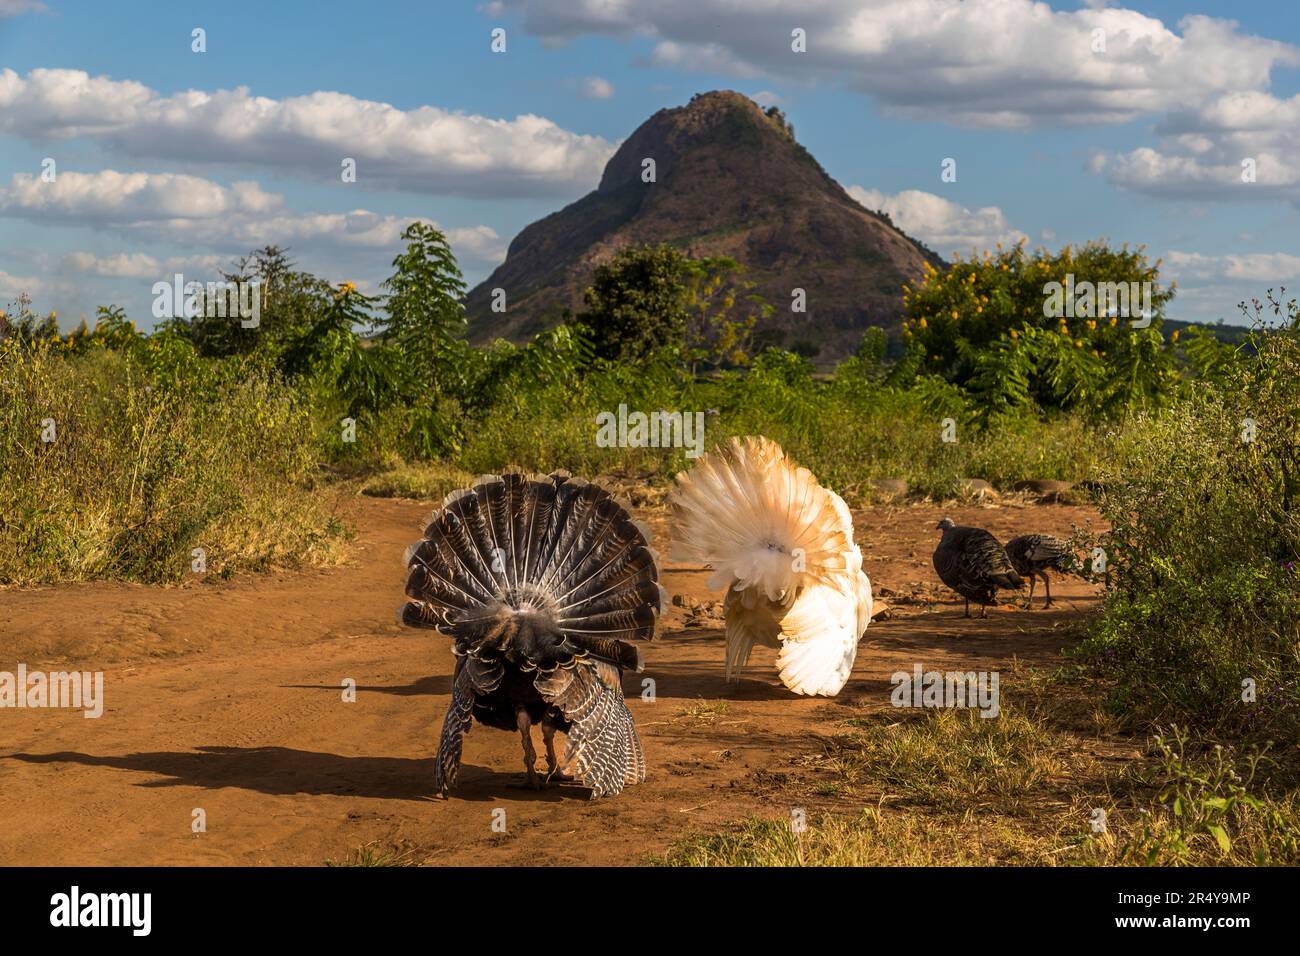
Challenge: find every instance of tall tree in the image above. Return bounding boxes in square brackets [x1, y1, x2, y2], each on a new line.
[380, 223, 468, 392]
[581, 244, 691, 362]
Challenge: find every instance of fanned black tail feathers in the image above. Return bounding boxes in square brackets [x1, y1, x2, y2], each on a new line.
[400, 471, 665, 662]
[401, 471, 665, 798]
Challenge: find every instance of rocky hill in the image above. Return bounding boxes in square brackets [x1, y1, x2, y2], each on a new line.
[465, 91, 942, 362]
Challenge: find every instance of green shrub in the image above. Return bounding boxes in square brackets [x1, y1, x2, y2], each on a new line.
[1081, 305, 1300, 737]
[0, 339, 344, 584]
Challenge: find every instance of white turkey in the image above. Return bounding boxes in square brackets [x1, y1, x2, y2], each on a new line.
[670, 436, 872, 697]
[399, 471, 666, 798]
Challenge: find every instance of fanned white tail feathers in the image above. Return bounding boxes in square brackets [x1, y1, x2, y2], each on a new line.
[672, 437, 872, 697]
[671, 437, 854, 602]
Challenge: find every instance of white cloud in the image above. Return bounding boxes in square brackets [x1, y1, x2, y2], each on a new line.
[649, 40, 764, 80]
[0, 1, 47, 16]
[0, 170, 282, 223]
[581, 76, 615, 99]
[0, 268, 42, 301]
[1165, 251, 1300, 284]
[1094, 92, 1300, 203]
[57, 252, 230, 280]
[499, 0, 1299, 129]
[0, 68, 617, 198]
[848, 186, 1025, 256]
[59, 252, 166, 279]
[0, 169, 507, 269]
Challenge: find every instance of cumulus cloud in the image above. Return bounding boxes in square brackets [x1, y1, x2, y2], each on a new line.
[1093, 91, 1300, 203]
[0, 1, 47, 16]
[1165, 251, 1300, 284]
[0, 68, 616, 197]
[0, 268, 42, 300]
[498, 0, 1299, 129]
[848, 186, 1025, 256]
[0, 169, 507, 269]
[57, 252, 229, 280]
[581, 76, 615, 99]
[0, 170, 282, 224]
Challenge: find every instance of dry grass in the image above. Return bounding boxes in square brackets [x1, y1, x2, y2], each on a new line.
[358, 461, 475, 501]
[0, 345, 349, 584]
[659, 671, 1300, 867]
[673, 699, 731, 724]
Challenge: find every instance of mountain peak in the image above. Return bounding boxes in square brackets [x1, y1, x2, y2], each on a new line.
[466, 92, 941, 361]
[598, 91, 798, 194]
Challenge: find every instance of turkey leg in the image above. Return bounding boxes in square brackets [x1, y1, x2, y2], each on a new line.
[541, 717, 573, 784]
[515, 707, 541, 789]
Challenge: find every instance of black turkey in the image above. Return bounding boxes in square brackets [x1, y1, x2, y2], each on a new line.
[399, 471, 665, 798]
[1005, 534, 1076, 608]
[932, 517, 1024, 618]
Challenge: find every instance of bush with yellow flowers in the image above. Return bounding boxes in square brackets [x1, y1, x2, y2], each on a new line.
[899, 238, 1179, 418]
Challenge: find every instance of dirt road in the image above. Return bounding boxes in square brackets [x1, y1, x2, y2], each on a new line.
[0, 495, 1104, 865]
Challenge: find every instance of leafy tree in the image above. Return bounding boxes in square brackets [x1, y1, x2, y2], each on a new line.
[379, 222, 468, 394]
[581, 244, 691, 362]
[901, 239, 1178, 418]
[834, 327, 890, 383]
[191, 245, 332, 357]
[1179, 325, 1241, 385]
[461, 323, 595, 414]
[282, 282, 404, 416]
[681, 256, 771, 376]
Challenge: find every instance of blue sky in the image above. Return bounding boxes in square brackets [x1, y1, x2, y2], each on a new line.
[2, 0, 1297, 329]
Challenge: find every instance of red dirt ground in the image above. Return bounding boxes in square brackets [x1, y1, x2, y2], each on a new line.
[0, 494, 1105, 865]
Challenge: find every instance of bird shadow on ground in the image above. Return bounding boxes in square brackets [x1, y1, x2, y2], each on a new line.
[445, 771, 589, 803]
[638, 663, 803, 702]
[4, 748, 593, 804]
[281, 675, 452, 697]
[4, 747, 441, 801]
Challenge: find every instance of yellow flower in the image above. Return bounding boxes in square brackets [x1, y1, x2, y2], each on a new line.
[1086, 320, 1096, 330]
[1109, 316, 1118, 327]
[918, 318, 928, 328]
[1170, 330, 1180, 343]
[1076, 340, 1083, 347]
[1009, 329, 1018, 339]
[950, 309, 959, 320]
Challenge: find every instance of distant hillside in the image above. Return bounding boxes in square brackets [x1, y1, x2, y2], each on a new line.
[465, 91, 943, 363]
[1162, 317, 1254, 345]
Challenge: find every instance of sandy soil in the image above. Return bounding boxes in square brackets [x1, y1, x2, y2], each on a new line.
[0, 494, 1105, 866]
